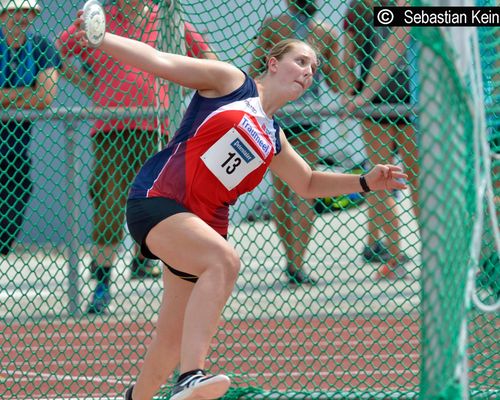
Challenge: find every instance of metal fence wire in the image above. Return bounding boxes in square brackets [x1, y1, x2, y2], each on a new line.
[0, 0, 498, 399]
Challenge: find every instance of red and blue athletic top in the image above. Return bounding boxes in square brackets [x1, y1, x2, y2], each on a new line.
[129, 73, 282, 235]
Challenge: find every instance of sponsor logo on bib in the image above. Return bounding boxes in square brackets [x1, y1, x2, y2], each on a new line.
[238, 116, 271, 157]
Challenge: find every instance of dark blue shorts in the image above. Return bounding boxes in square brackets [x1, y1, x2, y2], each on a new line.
[126, 197, 198, 282]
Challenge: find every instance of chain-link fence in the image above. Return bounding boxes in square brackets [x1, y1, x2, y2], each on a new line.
[1, 0, 498, 399]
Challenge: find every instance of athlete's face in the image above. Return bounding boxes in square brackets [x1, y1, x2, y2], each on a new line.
[270, 43, 318, 101]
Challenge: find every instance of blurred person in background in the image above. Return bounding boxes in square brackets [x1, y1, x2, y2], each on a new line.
[1, 0, 60, 257]
[250, 0, 341, 286]
[58, 0, 217, 314]
[341, 0, 418, 279]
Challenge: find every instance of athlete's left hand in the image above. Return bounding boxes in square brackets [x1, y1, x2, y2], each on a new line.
[364, 164, 408, 192]
[69, 11, 90, 47]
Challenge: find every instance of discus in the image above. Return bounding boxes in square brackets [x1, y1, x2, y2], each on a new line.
[82, 0, 106, 48]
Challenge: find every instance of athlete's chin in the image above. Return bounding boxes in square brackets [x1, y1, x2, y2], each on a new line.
[288, 88, 305, 101]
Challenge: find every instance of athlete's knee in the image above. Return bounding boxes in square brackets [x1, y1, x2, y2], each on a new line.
[208, 247, 241, 287]
[221, 248, 241, 284]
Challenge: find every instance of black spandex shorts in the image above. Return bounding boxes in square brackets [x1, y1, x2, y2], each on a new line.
[126, 197, 199, 283]
[283, 123, 320, 139]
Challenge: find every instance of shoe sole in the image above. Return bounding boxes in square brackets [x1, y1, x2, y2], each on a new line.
[86, 307, 107, 315]
[87, 299, 110, 315]
[171, 375, 231, 400]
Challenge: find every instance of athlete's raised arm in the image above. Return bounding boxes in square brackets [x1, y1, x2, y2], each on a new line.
[69, 11, 245, 97]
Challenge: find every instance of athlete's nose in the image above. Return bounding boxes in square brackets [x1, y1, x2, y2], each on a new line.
[304, 63, 314, 78]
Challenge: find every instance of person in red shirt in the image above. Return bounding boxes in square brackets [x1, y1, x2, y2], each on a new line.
[58, 0, 217, 314]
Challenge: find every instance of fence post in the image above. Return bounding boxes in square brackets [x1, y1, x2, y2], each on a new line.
[64, 117, 82, 317]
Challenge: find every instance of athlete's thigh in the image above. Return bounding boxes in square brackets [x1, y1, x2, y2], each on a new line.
[145, 213, 239, 278]
[362, 119, 394, 164]
[396, 124, 418, 164]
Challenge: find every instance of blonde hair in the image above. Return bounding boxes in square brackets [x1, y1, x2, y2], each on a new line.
[264, 39, 319, 71]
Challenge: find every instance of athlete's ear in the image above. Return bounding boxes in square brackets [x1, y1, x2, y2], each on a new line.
[267, 56, 278, 73]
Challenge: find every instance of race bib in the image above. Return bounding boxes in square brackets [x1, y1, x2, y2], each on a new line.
[201, 128, 264, 190]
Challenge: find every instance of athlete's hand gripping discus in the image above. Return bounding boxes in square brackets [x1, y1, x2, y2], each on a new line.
[82, 0, 106, 48]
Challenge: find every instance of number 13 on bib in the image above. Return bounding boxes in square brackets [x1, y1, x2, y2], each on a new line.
[201, 128, 264, 191]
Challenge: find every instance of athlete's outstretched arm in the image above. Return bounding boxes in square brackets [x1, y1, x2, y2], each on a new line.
[71, 12, 244, 96]
[270, 130, 408, 199]
[102, 33, 243, 92]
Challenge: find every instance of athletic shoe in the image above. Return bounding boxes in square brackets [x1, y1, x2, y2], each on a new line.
[129, 257, 161, 280]
[170, 370, 231, 400]
[123, 385, 133, 400]
[87, 282, 111, 314]
[375, 262, 409, 280]
[286, 267, 317, 286]
[89, 261, 114, 281]
[362, 241, 391, 262]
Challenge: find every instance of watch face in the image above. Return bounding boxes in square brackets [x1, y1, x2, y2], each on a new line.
[82, 0, 106, 48]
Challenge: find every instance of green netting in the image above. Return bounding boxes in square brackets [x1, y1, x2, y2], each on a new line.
[0, 1, 498, 400]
